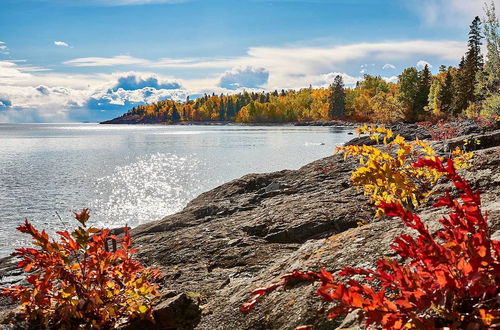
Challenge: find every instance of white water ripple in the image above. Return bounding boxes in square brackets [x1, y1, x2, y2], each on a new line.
[90, 153, 206, 229]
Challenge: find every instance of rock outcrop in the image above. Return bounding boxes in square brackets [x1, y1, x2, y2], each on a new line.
[129, 128, 499, 329]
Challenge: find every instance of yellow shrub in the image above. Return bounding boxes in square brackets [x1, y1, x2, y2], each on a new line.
[336, 125, 472, 216]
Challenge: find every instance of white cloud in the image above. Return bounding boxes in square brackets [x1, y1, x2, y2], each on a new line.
[54, 41, 70, 47]
[111, 72, 181, 90]
[63, 40, 465, 90]
[382, 63, 396, 70]
[64, 40, 465, 70]
[219, 66, 269, 89]
[0, 41, 10, 55]
[383, 76, 399, 83]
[407, 0, 499, 27]
[320, 72, 361, 86]
[416, 60, 432, 69]
[0, 61, 189, 122]
[64, 55, 148, 67]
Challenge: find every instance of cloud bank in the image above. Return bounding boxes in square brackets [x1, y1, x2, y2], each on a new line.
[1, 39, 469, 122]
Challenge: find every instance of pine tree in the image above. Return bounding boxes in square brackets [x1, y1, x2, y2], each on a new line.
[464, 17, 484, 104]
[171, 104, 180, 122]
[452, 57, 469, 115]
[439, 70, 454, 115]
[329, 75, 345, 118]
[415, 64, 432, 119]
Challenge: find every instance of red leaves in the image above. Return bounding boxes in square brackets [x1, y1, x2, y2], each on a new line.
[417, 121, 458, 141]
[1, 210, 160, 328]
[241, 157, 500, 329]
[241, 270, 319, 313]
[73, 208, 90, 227]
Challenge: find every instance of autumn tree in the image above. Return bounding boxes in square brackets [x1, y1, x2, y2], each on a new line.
[371, 92, 404, 123]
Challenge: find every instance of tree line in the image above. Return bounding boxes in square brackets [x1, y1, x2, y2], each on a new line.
[117, 4, 498, 124]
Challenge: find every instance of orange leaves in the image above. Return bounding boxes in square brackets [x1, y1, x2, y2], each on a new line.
[73, 208, 90, 227]
[241, 157, 499, 329]
[1, 209, 161, 329]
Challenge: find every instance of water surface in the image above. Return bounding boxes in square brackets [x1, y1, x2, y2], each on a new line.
[0, 123, 353, 256]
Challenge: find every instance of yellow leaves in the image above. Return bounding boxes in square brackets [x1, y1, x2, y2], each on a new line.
[61, 285, 75, 299]
[70, 263, 80, 272]
[337, 125, 474, 216]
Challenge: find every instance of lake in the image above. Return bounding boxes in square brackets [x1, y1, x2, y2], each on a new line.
[0, 123, 354, 256]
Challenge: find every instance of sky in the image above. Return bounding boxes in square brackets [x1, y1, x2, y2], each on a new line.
[0, 0, 498, 122]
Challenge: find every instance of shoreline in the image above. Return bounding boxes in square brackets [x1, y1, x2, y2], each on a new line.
[99, 119, 358, 127]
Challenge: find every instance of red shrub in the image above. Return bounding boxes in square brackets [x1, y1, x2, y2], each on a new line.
[2, 209, 161, 328]
[242, 157, 499, 329]
[418, 120, 458, 140]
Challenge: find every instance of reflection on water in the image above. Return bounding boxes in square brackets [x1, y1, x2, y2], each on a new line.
[91, 153, 206, 229]
[0, 123, 354, 256]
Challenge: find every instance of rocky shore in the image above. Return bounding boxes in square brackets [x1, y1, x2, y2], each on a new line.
[99, 117, 356, 127]
[1, 122, 499, 329]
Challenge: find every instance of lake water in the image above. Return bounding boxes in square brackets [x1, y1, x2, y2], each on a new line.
[0, 123, 354, 256]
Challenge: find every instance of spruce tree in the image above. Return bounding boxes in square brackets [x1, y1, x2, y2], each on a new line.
[415, 64, 432, 119]
[329, 75, 345, 118]
[171, 104, 180, 122]
[439, 70, 454, 115]
[464, 17, 484, 106]
[452, 57, 469, 115]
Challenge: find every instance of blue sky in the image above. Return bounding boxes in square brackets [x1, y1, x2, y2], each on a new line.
[0, 0, 497, 122]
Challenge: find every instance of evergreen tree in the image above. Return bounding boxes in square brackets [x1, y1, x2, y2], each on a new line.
[227, 98, 235, 119]
[415, 64, 432, 119]
[464, 17, 484, 105]
[329, 75, 345, 118]
[171, 104, 180, 122]
[452, 57, 469, 115]
[439, 70, 454, 115]
[398, 67, 420, 122]
[219, 98, 225, 121]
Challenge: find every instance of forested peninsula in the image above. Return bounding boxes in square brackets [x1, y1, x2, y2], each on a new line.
[103, 15, 499, 126]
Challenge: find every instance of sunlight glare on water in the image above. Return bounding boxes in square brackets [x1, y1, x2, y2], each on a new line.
[91, 153, 206, 229]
